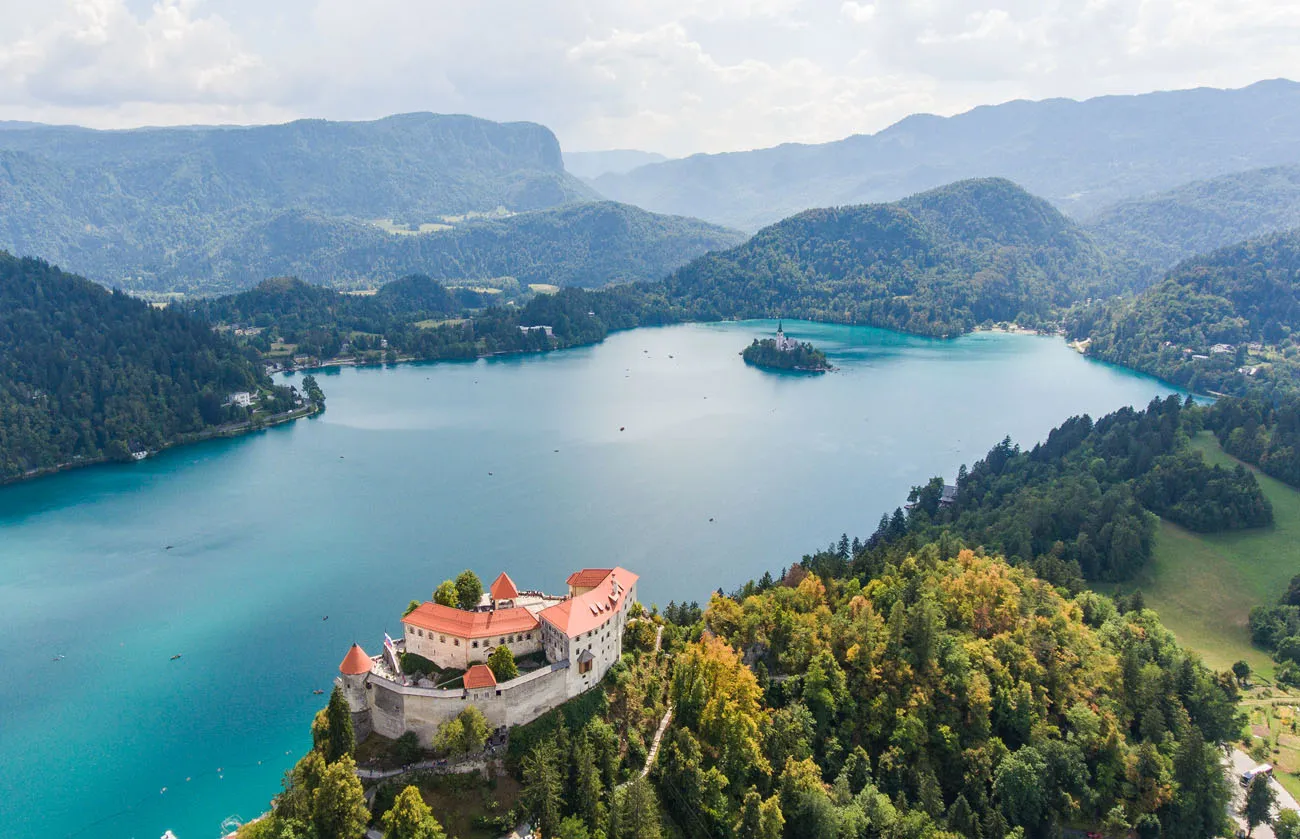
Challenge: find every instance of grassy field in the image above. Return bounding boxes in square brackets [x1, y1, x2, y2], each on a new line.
[1117, 432, 1300, 677]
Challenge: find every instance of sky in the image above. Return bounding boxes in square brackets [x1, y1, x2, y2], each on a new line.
[0, 0, 1296, 157]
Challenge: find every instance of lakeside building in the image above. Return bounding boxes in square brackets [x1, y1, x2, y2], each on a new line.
[337, 566, 638, 745]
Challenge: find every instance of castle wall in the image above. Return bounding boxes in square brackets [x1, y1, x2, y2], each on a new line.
[364, 662, 572, 746]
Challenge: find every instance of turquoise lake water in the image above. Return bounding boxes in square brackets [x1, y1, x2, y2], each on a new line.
[0, 320, 1187, 839]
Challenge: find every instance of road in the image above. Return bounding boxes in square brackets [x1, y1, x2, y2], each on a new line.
[1226, 749, 1299, 838]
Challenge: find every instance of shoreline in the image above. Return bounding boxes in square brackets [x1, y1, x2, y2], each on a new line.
[0, 402, 322, 488]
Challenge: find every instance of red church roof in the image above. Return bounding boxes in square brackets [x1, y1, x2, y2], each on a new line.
[542, 567, 639, 638]
[464, 664, 497, 690]
[339, 643, 372, 675]
[403, 602, 539, 639]
[490, 572, 520, 601]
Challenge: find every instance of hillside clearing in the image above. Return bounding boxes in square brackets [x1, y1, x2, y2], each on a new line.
[1117, 432, 1300, 676]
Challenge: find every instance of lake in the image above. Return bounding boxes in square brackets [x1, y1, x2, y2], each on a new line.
[0, 320, 1185, 839]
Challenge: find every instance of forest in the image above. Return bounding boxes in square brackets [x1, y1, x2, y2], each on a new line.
[874, 396, 1271, 586]
[192, 202, 746, 295]
[658, 179, 1113, 337]
[1204, 395, 1300, 489]
[243, 533, 1243, 839]
[1084, 164, 1300, 289]
[196, 276, 681, 366]
[0, 253, 282, 480]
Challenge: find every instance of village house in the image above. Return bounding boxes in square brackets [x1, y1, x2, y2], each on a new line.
[337, 567, 639, 745]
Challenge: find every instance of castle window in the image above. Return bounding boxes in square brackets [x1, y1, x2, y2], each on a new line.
[418, 629, 424, 637]
[472, 641, 479, 648]
[454, 639, 460, 646]
[526, 633, 532, 640]
[440, 635, 446, 643]
[407, 626, 414, 634]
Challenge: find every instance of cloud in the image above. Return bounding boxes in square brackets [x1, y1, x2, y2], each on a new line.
[0, 1, 269, 110]
[0, 0, 1296, 155]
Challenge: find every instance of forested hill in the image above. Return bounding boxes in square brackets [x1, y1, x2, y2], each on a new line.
[1086, 165, 1300, 288]
[593, 79, 1300, 230]
[656, 178, 1111, 336]
[0, 113, 601, 294]
[184, 201, 747, 294]
[0, 254, 275, 481]
[1067, 229, 1300, 398]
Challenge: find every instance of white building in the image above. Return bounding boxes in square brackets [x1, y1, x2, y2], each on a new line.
[225, 391, 254, 408]
[774, 322, 798, 352]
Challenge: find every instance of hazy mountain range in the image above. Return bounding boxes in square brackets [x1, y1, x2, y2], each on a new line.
[562, 150, 669, 180]
[592, 79, 1300, 231]
[0, 114, 738, 294]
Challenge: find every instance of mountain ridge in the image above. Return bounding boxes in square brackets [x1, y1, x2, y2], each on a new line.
[593, 79, 1300, 230]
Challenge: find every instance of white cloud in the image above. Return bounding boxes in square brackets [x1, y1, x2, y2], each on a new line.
[0, 0, 1295, 155]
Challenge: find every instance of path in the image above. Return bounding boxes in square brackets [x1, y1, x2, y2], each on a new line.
[356, 744, 503, 782]
[640, 705, 673, 779]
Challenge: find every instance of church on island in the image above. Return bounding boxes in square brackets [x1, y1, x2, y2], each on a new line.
[336, 567, 638, 746]
[774, 321, 799, 352]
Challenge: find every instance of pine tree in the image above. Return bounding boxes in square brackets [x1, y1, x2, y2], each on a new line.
[617, 776, 662, 839]
[324, 686, 355, 763]
[522, 740, 564, 837]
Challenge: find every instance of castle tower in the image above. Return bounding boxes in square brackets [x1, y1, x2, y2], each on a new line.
[337, 643, 374, 741]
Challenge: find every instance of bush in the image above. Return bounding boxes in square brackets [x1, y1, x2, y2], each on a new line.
[400, 651, 438, 677]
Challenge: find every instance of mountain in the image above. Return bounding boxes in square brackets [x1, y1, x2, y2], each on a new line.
[657, 178, 1110, 336]
[1085, 165, 1300, 287]
[1067, 229, 1300, 397]
[562, 149, 669, 179]
[0, 253, 278, 480]
[183, 201, 747, 295]
[0, 113, 602, 293]
[593, 79, 1300, 231]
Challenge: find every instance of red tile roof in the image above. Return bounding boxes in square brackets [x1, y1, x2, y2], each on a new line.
[541, 567, 639, 638]
[464, 664, 497, 690]
[490, 572, 519, 601]
[566, 568, 614, 589]
[339, 643, 372, 675]
[402, 602, 539, 639]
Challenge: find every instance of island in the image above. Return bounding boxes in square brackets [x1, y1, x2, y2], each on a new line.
[741, 323, 832, 372]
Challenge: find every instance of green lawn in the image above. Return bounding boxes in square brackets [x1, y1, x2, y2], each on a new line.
[1115, 432, 1300, 676]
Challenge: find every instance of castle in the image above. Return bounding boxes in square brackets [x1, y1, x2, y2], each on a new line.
[336, 567, 638, 745]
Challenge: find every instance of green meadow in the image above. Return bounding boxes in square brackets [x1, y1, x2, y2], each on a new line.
[1118, 432, 1300, 677]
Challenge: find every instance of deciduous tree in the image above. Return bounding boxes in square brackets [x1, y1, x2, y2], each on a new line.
[381, 786, 447, 839]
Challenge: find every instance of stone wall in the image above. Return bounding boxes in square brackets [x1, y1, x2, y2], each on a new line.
[363, 661, 572, 746]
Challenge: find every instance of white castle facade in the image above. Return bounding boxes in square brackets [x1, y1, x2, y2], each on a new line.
[336, 567, 638, 745]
